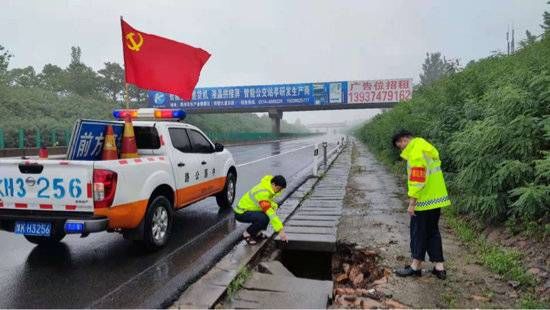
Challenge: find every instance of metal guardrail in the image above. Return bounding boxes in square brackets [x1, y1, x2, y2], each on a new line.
[312, 135, 348, 177]
[0, 146, 68, 158]
[0, 133, 322, 158]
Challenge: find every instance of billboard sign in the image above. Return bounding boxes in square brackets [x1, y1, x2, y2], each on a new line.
[348, 78, 412, 104]
[148, 79, 412, 109]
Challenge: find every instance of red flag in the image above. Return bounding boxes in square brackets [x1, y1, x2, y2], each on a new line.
[121, 18, 210, 100]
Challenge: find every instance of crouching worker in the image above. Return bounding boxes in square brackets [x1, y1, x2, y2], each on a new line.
[234, 175, 289, 245]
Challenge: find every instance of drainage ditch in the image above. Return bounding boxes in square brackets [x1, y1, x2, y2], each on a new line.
[217, 240, 404, 308]
[280, 249, 333, 280]
[277, 243, 398, 308]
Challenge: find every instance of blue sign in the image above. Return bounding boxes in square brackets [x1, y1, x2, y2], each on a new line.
[67, 119, 124, 161]
[148, 81, 348, 109]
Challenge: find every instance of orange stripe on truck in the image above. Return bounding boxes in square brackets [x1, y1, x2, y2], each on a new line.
[94, 177, 226, 229]
[94, 199, 149, 229]
[176, 177, 226, 209]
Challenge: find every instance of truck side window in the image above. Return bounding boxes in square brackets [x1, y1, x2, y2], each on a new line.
[168, 128, 192, 153]
[188, 130, 214, 153]
[134, 126, 161, 149]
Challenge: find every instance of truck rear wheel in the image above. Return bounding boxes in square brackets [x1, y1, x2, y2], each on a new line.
[142, 195, 173, 251]
[216, 171, 236, 209]
[24, 229, 66, 245]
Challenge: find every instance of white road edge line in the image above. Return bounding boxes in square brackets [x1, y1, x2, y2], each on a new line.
[236, 145, 313, 167]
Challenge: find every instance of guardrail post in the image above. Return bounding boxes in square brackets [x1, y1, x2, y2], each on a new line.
[35, 128, 42, 148]
[18, 129, 24, 148]
[51, 130, 57, 147]
[64, 129, 71, 146]
[0, 128, 4, 149]
[312, 144, 319, 177]
[322, 141, 328, 168]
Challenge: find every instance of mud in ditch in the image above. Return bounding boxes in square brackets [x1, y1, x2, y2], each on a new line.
[330, 243, 407, 309]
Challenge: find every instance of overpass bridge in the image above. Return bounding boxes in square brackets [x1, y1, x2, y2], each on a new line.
[149, 78, 412, 135]
[306, 122, 348, 134]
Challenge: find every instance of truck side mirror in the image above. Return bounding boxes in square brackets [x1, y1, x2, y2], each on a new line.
[214, 143, 224, 152]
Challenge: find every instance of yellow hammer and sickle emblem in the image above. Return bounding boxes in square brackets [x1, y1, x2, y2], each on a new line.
[125, 32, 144, 52]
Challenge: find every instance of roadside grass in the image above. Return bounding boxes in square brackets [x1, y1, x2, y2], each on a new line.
[444, 208, 535, 287]
[226, 266, 252, 299]
[505, 218, 550, 243]
[443, 208, 549, 309]
[441, 289, 458, 308]
[520, 294, 549, 309]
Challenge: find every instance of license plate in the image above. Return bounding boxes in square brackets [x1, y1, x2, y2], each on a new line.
[14, 221, 51, 237]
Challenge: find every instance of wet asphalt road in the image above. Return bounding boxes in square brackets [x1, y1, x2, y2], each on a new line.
[0, 135, 337, 308]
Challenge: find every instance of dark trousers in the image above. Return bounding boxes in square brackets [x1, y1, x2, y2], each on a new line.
[234, 211, 269, 236]
[410, 208, 444, 262]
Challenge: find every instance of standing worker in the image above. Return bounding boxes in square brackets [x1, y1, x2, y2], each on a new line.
[234, 175, 289, 245]
[392, 130, 451, 280]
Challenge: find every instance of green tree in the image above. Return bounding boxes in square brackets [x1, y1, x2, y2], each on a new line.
[519, 30, 538, 48]
[0, 44, 12, 85]
[65, 46, 101, 97]
[359, 36, 550, 224]
[98, 62, 124, 102]
[8, 66, 39, 87]
[127, 84, 147, 106]
[38, 64, 66, 92]
[542, 1, 550, 36]
[419, 52, 460, 87]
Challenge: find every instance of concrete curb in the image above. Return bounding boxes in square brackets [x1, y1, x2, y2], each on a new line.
[171, 142, 349, 309]
[275, 144, 352, 252]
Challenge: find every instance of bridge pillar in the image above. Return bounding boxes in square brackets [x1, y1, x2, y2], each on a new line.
[268, 109, 283, 137]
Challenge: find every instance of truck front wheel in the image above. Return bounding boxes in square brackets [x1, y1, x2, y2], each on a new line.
[141, 195, 173, 251]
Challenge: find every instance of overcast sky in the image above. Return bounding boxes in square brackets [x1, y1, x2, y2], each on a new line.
[1, 0, 547, 125]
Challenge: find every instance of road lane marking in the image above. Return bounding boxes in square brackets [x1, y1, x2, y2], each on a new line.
[236, 145, 313, 167]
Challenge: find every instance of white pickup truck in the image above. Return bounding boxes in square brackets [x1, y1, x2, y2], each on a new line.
[0, 111, 237, 250]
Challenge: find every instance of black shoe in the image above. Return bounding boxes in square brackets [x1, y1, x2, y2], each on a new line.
[431, 268, 446, 280]
[395, 265, 421, 277]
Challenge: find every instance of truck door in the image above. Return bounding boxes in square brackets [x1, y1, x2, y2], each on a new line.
[167, 127, 202, 208]
[186, 129, 218, 197]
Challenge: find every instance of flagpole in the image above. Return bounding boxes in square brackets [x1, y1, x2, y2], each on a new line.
[125, 83, 129, 109]
[121, 16, 129, 109]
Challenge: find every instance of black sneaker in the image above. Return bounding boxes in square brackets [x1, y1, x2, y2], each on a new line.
[431, 268, 446, 280]
[395, 265, 421, 277]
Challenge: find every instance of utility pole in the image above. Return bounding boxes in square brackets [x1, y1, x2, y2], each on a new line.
[511, 28, 515, 53]
[507, 27, 510, 55]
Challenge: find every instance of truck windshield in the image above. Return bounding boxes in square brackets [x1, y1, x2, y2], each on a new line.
[134, 126, 161, 149]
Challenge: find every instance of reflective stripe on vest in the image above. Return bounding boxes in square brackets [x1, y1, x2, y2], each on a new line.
[422, 154, 442, 175]
[429, 166, 441, 174]
[234, 188, 270, 214]
[417, 196, 450, 207]
[248, 189, 269, 206]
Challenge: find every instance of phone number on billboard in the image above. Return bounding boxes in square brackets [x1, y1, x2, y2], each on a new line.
[349, 89, 412, 103]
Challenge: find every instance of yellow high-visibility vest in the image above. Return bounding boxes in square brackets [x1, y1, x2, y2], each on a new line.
[234, 175, 284, 232]
[400, 137, 451, 211]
